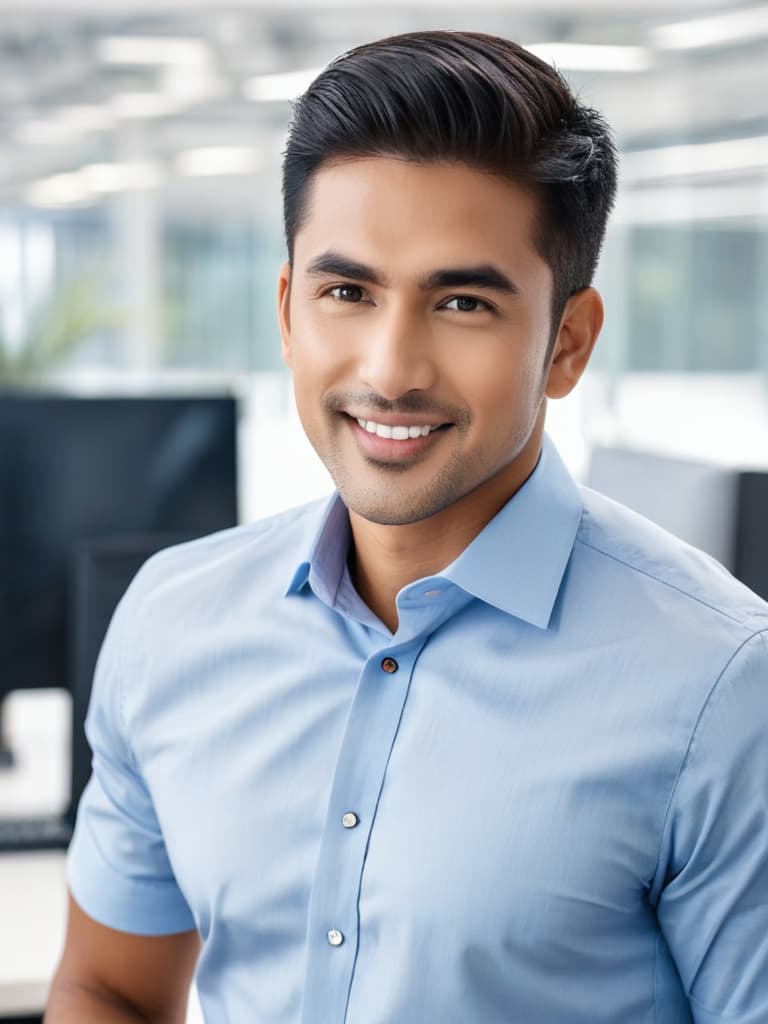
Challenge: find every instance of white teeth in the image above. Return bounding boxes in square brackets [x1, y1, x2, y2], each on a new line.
[354, 416, 440, 439]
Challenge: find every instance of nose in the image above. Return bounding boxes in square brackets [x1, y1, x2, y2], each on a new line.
[357, 306, 437, 401]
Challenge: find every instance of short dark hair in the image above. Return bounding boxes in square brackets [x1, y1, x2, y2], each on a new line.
[282, 30, 617, 345]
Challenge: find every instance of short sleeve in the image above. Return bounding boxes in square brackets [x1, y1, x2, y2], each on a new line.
[653, 628, 768, 1022]
[66, 572, 197, 936]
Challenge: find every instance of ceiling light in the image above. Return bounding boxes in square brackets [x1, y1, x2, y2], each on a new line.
[24, 161, 162, 208]
[16, 105, 115, 145]
[79, 162, 162, 193]
[175, 146, 262, 176]
[614, 185, 767, 224]
[525, 43, 652, 72]
[97, 36, 211, 67]
[622, 135, 768, 181]
[243, 67, 324, 102]
[651, 6, 768, 50]
[24, 173, 92, 208]
[110, 91, 182, 119]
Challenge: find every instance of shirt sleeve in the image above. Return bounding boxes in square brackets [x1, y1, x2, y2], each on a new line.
[653, 628, 768, 1023]
[66, 568, 197, 936]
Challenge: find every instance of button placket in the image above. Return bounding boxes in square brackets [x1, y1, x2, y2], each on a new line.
[302, 643, 424, 1020]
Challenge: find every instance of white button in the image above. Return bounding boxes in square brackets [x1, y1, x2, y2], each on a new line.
[327, 929, 344, 946]
[342, 812, 359, 828]
[423, 589, 443, 597]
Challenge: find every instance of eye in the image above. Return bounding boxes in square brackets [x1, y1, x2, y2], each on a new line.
[441, 295, 494, 314]
[325, 284, 366, 303]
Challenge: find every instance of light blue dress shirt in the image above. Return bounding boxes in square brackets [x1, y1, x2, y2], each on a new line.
[67, 434, 768, 1023]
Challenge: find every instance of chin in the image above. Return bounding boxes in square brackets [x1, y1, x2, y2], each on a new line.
[339, 482, 464, 527]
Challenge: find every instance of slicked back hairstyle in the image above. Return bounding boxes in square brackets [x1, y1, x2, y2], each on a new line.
[282, 30, 617, 346]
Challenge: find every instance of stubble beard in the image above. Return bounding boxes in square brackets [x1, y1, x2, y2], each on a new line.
[322, 418, 532, 528]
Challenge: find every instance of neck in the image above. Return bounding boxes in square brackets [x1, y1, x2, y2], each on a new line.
[348, 429, 544, 634]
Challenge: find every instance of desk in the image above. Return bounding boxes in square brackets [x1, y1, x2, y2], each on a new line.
[0, 851, 203, 1022]
[0, 851, 66, 1018]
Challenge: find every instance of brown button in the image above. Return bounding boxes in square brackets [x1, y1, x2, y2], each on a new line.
[381, 657, 399, 674]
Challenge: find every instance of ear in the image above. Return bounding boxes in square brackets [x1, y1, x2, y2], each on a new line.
[277, 261, 293, 368]
[545, 287, 604, 400]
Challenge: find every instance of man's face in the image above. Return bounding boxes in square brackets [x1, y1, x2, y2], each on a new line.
[278, 157, 564, 526]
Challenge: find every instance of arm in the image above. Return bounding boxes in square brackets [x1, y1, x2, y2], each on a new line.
[45, 893, 201, 1024]
[652, 629, 768, 1022]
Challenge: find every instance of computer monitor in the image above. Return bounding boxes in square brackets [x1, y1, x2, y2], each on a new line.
[67, 533, 199, 828]
[0, 393, 238, 759]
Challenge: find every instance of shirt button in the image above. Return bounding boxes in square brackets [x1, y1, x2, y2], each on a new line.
[327, 929, 344, 947]
[381, 657, 399, 673]
[342, 812, 359, 828]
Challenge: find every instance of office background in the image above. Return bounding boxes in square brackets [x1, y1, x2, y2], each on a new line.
[0, 0, 766, 503]
[0, 1, 766, 1021]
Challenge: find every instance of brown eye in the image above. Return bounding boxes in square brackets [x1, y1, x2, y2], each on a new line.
[329, 284, 365, 302]
[442, 295, 492, 313]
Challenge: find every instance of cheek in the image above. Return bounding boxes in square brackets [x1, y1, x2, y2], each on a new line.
[291, 303, 356, 379]
[451, 338, 543, 423]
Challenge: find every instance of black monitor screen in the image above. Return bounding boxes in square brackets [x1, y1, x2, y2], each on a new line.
[0, 394, 238, 694]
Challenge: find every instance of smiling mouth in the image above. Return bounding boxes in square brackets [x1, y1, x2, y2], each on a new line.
[351, 415, 450, 439]
[343, 413, 452, 463]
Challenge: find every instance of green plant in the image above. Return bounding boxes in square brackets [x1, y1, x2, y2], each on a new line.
[0, 278, 121, 386]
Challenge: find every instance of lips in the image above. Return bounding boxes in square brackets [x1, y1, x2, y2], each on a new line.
[345, 414, 449, 462]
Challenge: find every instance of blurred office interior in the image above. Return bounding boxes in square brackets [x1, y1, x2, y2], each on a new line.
[0, 1, 767, 1018]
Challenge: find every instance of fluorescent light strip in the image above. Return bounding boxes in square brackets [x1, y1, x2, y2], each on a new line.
[526, 42, 652, 72]
[17, 105, 115, 145]
[175, 146, 262, 176]
[651, 5, 768, 50]
[25, 173, 91, 208]
[79, 162, 162, 193]
[110, 91, 183, 119]
[98, 36, 211, 66]
[24, 161, 162, 208]
[622, 136, 768, 181]
[243, 67, 324, 102]
[614, 185, 768, 224]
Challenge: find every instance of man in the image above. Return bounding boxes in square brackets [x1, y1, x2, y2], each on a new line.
[47, 30, 767, 1024]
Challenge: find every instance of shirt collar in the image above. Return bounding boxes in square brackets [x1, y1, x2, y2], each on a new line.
[440, 434, 583, 628]
[285, 433, 583, 630]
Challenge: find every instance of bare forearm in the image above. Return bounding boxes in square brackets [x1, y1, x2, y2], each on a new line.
[45, 976, 178, 1024]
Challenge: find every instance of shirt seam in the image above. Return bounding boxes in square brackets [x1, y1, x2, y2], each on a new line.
[573, 535, 751, 626]
[649, 626, 768, 891]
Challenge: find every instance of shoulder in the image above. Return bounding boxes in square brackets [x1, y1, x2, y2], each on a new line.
[573, 484, 768, 638]
[118, 495, 330, 625]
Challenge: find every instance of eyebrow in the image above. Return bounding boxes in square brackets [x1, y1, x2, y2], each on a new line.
[305, 250, 520, 295]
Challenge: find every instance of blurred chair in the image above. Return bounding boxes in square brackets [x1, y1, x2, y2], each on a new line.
[586, 445, 768, 601]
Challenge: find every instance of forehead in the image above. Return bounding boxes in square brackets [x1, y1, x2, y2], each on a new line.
[294, 156, 544, 275]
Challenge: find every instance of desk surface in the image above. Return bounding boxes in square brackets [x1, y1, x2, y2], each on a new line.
[0, 850, 67, 1016]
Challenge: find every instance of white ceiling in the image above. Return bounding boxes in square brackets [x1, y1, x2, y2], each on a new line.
[0, 2, 765, 217]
